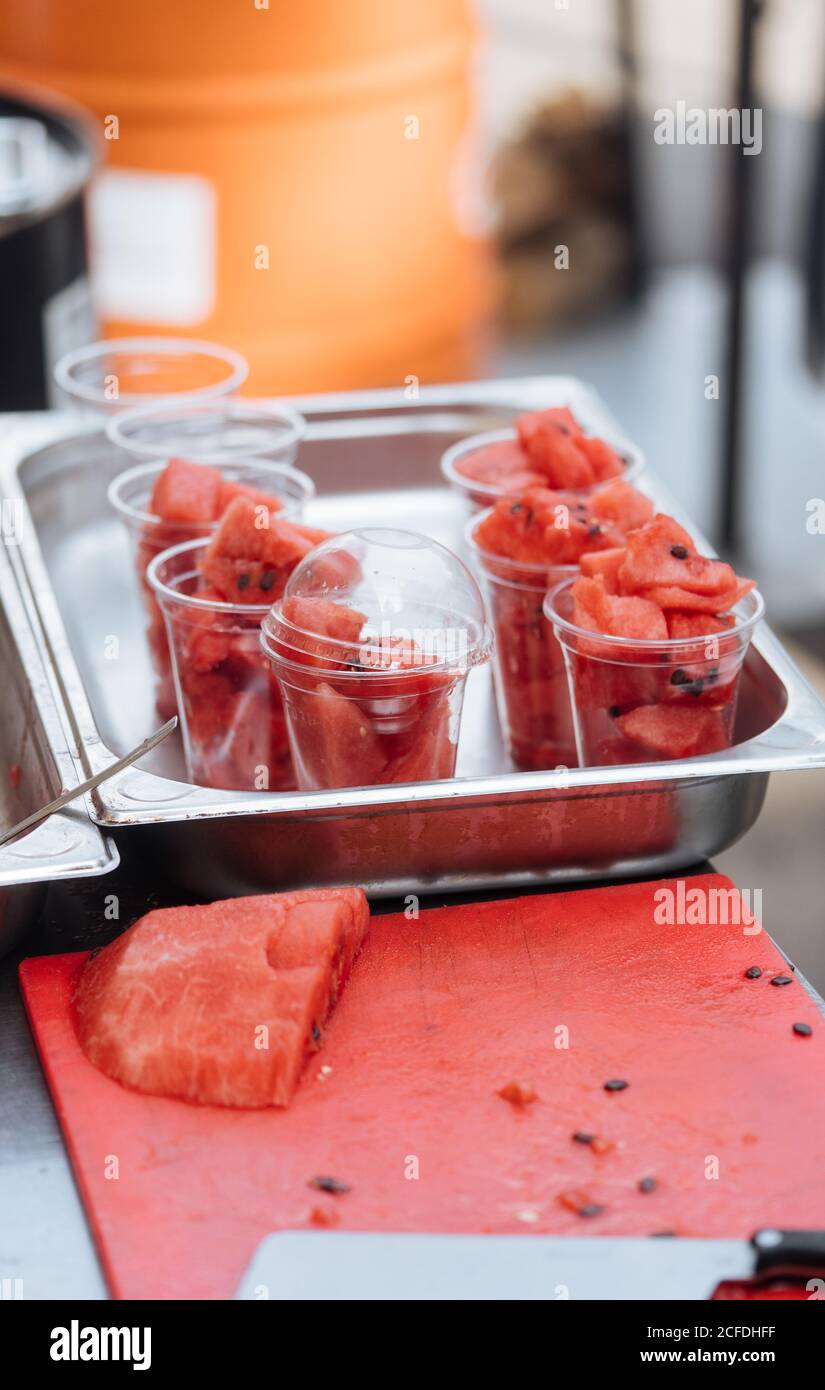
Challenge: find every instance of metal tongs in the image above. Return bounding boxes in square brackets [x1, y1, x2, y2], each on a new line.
[0, 717, 177, 848]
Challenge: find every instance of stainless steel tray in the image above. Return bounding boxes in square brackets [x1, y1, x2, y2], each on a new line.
[2, 377, 824, 899]
[0, 540, 118, 955]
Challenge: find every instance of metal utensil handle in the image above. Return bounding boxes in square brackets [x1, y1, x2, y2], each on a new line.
[0, 716, 177, 847]
[751, 1228, 825, 1275]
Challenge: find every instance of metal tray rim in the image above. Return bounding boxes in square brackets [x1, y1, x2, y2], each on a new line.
[0, 540, 118, 886]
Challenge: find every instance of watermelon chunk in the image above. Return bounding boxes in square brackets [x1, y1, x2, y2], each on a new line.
[149, 457, 223, 525]
[578, 547, 626, 592]
[618, 514, 738, 597]
[184, 587, 234, 671]
[642, 578, 756, 613]
[516, 409, 595, 489]
[666, 611, 736, 640]
[217, 477, 285, 514]
[149, 457, 287, 525]
[615, 704, 729, 759]
[473, 487, 625, 567]
[588, 481, 654, 533]
[454, 439, 545, 493]
[279, 596, 367, 669]
[285, 681, 388, 789]
[579, 435, 624, 481]
[571, 577, 668, 641]
[73, 889, 370, 1108]
[200, 497, 332, 604]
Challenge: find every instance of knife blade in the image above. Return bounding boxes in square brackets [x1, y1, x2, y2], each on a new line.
[234, 1228, 825, 1301]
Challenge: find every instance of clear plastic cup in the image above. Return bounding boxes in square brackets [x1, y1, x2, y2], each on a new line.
[109, 457, 316, 719]
[441, 426, 646, 517]
[147, 539, 293, 791]
[545, 578, 765, 767]
[106, 398, 306, 465]
[53, 337, 248, 415]
[466, 514, 577, 769]
[260, 527, 493, 790]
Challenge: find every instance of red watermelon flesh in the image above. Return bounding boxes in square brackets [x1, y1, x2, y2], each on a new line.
[615, 704, 730, 759]
[578, 547, 625, 591]
[381, 692, 458, 783]
[618, 515, 738, 596]
[588, 480, 654, 533]
[183, 588, 234, 672]
[278, 596, 366, 670]
[73, 889, 370, 1109]
[473, 488, 625, 567]
[484, 578, 578, 769]
[149, 457, 223, 525]
[571, 577, 668, 642]
[454, 439, 545, 494]
[284, 680, 388, 789]
[516, 409, 595, 489]
[667, 611, 736, 640]
[149, 458, 287, 525]
[217, 478, 285, 515]
[177, 609, 294, 790]
[200, 497, 332, 604]
[578, 434, 625, 481]
[642, 578, 756, 613]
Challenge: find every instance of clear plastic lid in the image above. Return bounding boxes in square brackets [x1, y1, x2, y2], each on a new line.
[261, 527, 493, 677]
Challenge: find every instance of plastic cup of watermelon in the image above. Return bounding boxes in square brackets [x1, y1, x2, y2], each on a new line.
[545, 578, 765, 767]
[53, 337, 249, 415]
[147, 538, 294, 792]
[109, 456, 316, 719]
[441, 426, 645, 517]
[260, 528, 493, 790]
[465, 513, 577, 770]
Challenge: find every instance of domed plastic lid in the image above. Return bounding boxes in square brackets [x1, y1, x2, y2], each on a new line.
[261, 527, 493, 677]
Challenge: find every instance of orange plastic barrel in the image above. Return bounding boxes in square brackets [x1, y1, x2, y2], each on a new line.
[0, 1, 492, 394]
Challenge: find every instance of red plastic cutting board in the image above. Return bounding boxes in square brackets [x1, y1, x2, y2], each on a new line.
[19, 875, 825, 1300]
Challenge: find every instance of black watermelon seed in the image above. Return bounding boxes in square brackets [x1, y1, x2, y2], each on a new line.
[744, 966, 762, 979]
[510, 502, 522, 515]
[525, 508, 535, 526]
[578, 1203, 604, 1218]
[573, 1131, 595, 1145]
[311, 1023, 321, 1042]
[556, 423, 571, 436]
[588, 523, 602, 537]
[259, 570, 277, 591]
[308, 1176, 350, 1195]
[793, 1022, 812, 1037]
[237, 573, 250, 591]
[604, 1079, 629, 1092]
[771, 975, 793, 987]
[689, 681, 704, 696]
[670, 668, 690, 686]
[708, 667, 719, 683]
[608, 705, 621, 719]
[638, 1176, 658, 1194]
[670, 544, 689, 559]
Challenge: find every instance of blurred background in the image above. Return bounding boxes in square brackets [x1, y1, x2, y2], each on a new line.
[0, 0, 822, 976]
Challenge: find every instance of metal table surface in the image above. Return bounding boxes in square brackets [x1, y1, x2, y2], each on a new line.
[1, 849, 820, 1302]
